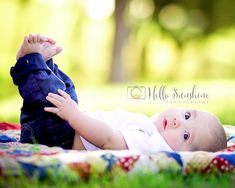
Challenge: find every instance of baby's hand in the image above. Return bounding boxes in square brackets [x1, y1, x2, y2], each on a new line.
[44, 89, 78, 122]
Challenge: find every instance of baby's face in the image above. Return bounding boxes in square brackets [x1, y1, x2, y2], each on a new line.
[153, 108, 215, 151]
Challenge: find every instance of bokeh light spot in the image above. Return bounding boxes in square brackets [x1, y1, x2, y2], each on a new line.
[84, 0, 115, 21]
[159, 4, 188, 30]
[129, 0, 155, 19]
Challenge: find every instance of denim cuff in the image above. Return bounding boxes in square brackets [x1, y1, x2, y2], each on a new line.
[10, 53, 51, 85]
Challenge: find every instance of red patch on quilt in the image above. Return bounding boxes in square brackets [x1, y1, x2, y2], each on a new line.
[118, 155, 140, 171]
[0, 122, 20, 130]
[203, 156, 234, 173]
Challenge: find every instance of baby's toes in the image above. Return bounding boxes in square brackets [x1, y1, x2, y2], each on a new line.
[28, 34, 34, 44]
[32, 35, 38, 43]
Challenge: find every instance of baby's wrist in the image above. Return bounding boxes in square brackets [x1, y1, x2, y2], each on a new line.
[67, 109, 79, 125]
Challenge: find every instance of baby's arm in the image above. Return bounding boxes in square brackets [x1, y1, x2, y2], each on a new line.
[44, 89, 128, 150]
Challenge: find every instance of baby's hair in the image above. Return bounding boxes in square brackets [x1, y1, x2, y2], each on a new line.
[208, 115, 227, 152]
[193, 113, 227, 152]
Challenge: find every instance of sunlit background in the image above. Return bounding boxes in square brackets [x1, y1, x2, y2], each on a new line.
[1, 0, 235, 124]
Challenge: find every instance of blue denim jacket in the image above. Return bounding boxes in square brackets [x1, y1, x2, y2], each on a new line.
[10, 53, 77, 149]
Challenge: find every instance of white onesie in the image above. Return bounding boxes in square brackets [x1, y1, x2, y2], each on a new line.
[80, 109, 173, 153]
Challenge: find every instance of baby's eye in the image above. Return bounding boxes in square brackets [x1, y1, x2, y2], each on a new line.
[183, 131, 190, 140]
[184, 112, 191, 120]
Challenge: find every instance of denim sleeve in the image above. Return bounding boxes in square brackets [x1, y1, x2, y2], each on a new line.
[10, 53, 51, 85]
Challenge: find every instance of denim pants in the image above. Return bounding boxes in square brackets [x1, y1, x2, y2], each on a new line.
[10, 53, 78, 149]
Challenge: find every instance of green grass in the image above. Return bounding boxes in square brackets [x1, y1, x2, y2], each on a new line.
[1, 171, 235, 188]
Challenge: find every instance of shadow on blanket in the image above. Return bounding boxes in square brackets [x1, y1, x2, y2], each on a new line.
[0, 122, 235, 179]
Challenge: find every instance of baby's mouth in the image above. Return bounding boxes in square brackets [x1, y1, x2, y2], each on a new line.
[163, 118, 167, 129]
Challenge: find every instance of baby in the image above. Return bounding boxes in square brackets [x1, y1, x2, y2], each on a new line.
[11, 34, 227, 153]
[46, 94, 227, 152]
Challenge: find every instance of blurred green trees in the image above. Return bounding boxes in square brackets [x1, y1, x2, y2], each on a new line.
[1, 0, 235, 86]
[0, 0, 235, 123]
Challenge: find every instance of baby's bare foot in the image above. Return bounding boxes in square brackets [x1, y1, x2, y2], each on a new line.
[16, 36, 38, 61]
[16, 34, 61, 61]
[27, 34, 62, 61]
[41, 42, 63, 62]
[16, 34, 45, 61]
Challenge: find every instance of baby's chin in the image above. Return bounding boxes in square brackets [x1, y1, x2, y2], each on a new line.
[152, 116, 162, 132]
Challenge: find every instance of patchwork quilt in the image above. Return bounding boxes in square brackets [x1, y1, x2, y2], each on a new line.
[0, 122, 235, 180]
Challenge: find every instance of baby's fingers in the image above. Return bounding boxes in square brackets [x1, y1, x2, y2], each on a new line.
[46, 95, 63, 107]
[58, 89, 71, 99]
[44, 107, 59, 114]
[48, 92, 65, 102]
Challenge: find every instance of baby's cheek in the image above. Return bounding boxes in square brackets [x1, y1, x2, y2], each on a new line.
[162, 133, 179, 150]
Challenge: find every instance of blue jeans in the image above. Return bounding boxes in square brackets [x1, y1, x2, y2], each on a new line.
[10, 53, 78, 149]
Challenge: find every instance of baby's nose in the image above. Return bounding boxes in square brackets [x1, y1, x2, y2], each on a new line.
[172, 118, 179, 128]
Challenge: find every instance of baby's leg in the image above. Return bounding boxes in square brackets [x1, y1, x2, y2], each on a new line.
[11, 36, 75, 149]
[45, 59, 78, 103]
[28, 35, 78, 103]
[15, 34, 77, 103]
